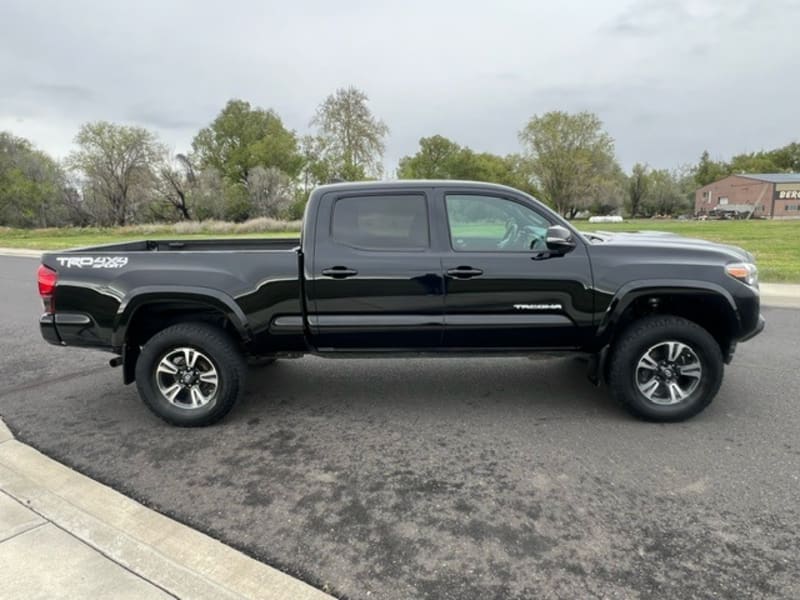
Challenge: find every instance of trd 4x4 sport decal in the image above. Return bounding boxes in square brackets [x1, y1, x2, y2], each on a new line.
[56, 256, 129, 269]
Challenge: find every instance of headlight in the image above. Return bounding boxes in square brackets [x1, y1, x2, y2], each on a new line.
[726, 262, 758, 287]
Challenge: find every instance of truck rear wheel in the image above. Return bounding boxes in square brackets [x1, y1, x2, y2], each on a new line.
[135, 322, 246, 427]
[608, 315, 723, 422]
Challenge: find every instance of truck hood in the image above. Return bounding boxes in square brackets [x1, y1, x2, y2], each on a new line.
[581, 229, 755, 263]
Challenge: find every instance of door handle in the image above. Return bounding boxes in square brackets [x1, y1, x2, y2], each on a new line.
[446, 266, 484, 279]
[321, 266, 359, 279]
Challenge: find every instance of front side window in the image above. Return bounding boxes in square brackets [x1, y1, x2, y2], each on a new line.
[445, 194, 550, 252]
[332, 194, 429, 250]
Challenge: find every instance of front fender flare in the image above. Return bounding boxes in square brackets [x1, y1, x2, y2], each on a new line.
[596, 279, 740, 343]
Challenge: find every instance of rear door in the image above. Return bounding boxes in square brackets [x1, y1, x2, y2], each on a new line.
[438, 190, 594, 349]
[307, 189, 445, 350]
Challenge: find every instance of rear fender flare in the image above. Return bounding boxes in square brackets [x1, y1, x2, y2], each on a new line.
[112, 286, 250, 349]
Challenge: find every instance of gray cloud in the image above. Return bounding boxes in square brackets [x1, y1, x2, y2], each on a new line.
[30, 83, 95, 102]
[0, 0, 798, 172]
[125, 104, 202, 131]
[604, 0, 689, 36]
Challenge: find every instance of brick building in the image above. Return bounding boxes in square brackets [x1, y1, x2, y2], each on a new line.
[695, 173, 800, 218]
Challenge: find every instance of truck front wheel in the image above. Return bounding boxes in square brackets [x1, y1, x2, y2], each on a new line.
[135, 322, 247, 427]
[608, 315, 723, 422]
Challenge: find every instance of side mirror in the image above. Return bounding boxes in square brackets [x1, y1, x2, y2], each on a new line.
[545, 225, 576, 253]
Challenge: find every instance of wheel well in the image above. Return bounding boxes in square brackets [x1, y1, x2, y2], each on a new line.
[612, 292, 737, 357]
[121, 302, 244, 384]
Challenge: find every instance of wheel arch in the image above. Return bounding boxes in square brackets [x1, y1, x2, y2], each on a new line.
[114, 286, 250, 384]
[595, 280, 741, 380]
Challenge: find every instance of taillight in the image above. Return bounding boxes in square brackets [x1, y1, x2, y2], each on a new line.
[37, 264, 57, 312]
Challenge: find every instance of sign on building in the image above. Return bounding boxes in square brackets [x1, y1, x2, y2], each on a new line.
[775, 183, 800, 200]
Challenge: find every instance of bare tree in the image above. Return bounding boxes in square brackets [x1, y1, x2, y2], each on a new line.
[157, 153, 195, 220]
[66, 122, 164, 225]
[246, 166, 294, 218]
[310, 86, 389, 180]
[627, 163, 650, 217]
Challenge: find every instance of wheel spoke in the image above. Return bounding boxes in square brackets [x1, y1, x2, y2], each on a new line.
[198, 372, 218, 386]
[639, 378, 660, 399]
[637, 353, 659, 371]
[189, 386, 206, 407]
[162, 383, 182, 402]
[183, 348, 199, 368]
[157, 358, 179, 375]
[666, 341, 687, 363]
[667, 382, 687, 404]
[678, 361, 702, 379]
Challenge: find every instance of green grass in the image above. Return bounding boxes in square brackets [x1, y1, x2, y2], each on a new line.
[0, 222, 299, 251]
[1, 218, 798, 282]
[0, 229, 297, 250]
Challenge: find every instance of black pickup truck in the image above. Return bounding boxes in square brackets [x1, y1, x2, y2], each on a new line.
[38, 181, 764, 426]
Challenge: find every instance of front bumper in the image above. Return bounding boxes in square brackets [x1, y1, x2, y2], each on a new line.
[739, 313, 766, 342]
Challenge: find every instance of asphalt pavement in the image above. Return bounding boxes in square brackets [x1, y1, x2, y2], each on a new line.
[1, 254, 798, 599]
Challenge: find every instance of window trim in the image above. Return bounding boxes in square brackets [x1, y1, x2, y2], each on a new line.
[443, 192, 555, 254]
[329, 192, 431, 252]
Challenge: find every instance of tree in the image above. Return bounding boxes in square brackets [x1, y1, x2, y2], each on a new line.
[310, 86, 389, 180]
[187, 167, 226, 221]
[397, 135, 462, 179]
[0, 132, 68, 228]
[627, 163, 650, 217]
[518, 111, 619, 217]
[639, 168, 693, 217]
[397, 135, 538, 196]
[246, 166, 294, 218]
[692, 150, 730, 187]
[192, 99, 303, 185]
[66, 122, 164, 226]
[728, 152, 779, 174]
[590, 163, 626, 216]
[771, 142, 800, 172]
[156, 153, 195, 220]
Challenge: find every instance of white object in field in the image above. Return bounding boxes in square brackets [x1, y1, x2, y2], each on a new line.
[588, 215, 624, 223]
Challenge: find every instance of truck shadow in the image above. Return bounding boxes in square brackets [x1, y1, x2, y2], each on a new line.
[240, 355, 621, 421]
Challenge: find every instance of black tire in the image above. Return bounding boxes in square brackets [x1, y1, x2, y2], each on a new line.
[608, 315, 723, 422]
[135, 322, 246, 427]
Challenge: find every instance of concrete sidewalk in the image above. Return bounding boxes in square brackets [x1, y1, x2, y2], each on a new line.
[759, 283, 800, 309]
[0, 418, 334, 600]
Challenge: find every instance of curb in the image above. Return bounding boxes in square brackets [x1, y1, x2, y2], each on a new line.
[0, 248, 43, 258]
[0, 417, 334, 600]
[758, 283, 800, 309]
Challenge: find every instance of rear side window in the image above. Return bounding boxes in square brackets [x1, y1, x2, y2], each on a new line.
[332, 194, 429, 250]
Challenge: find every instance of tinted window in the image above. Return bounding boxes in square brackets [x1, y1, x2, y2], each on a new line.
[332, 195, 429, 250]
[445, 194, 550, 252]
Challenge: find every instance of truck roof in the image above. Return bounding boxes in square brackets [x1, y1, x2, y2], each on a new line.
[313, 179, 530, 196]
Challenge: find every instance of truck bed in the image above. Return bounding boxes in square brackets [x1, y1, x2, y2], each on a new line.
[63, 237, 301, 253]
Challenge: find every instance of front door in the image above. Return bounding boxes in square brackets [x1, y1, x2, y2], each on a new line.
[440, 192, 594, 349]
[308, 190, 445, 350]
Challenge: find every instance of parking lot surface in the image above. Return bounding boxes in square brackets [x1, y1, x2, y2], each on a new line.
[1, 255, 798, 599]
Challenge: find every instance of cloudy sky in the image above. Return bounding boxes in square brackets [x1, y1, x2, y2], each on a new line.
[1, 0, 798, 173]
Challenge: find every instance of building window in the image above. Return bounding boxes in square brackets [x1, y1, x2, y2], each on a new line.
[718, 197, 729, 205]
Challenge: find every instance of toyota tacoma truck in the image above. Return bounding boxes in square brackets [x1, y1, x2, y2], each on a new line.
[37, 181, 765, 426]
